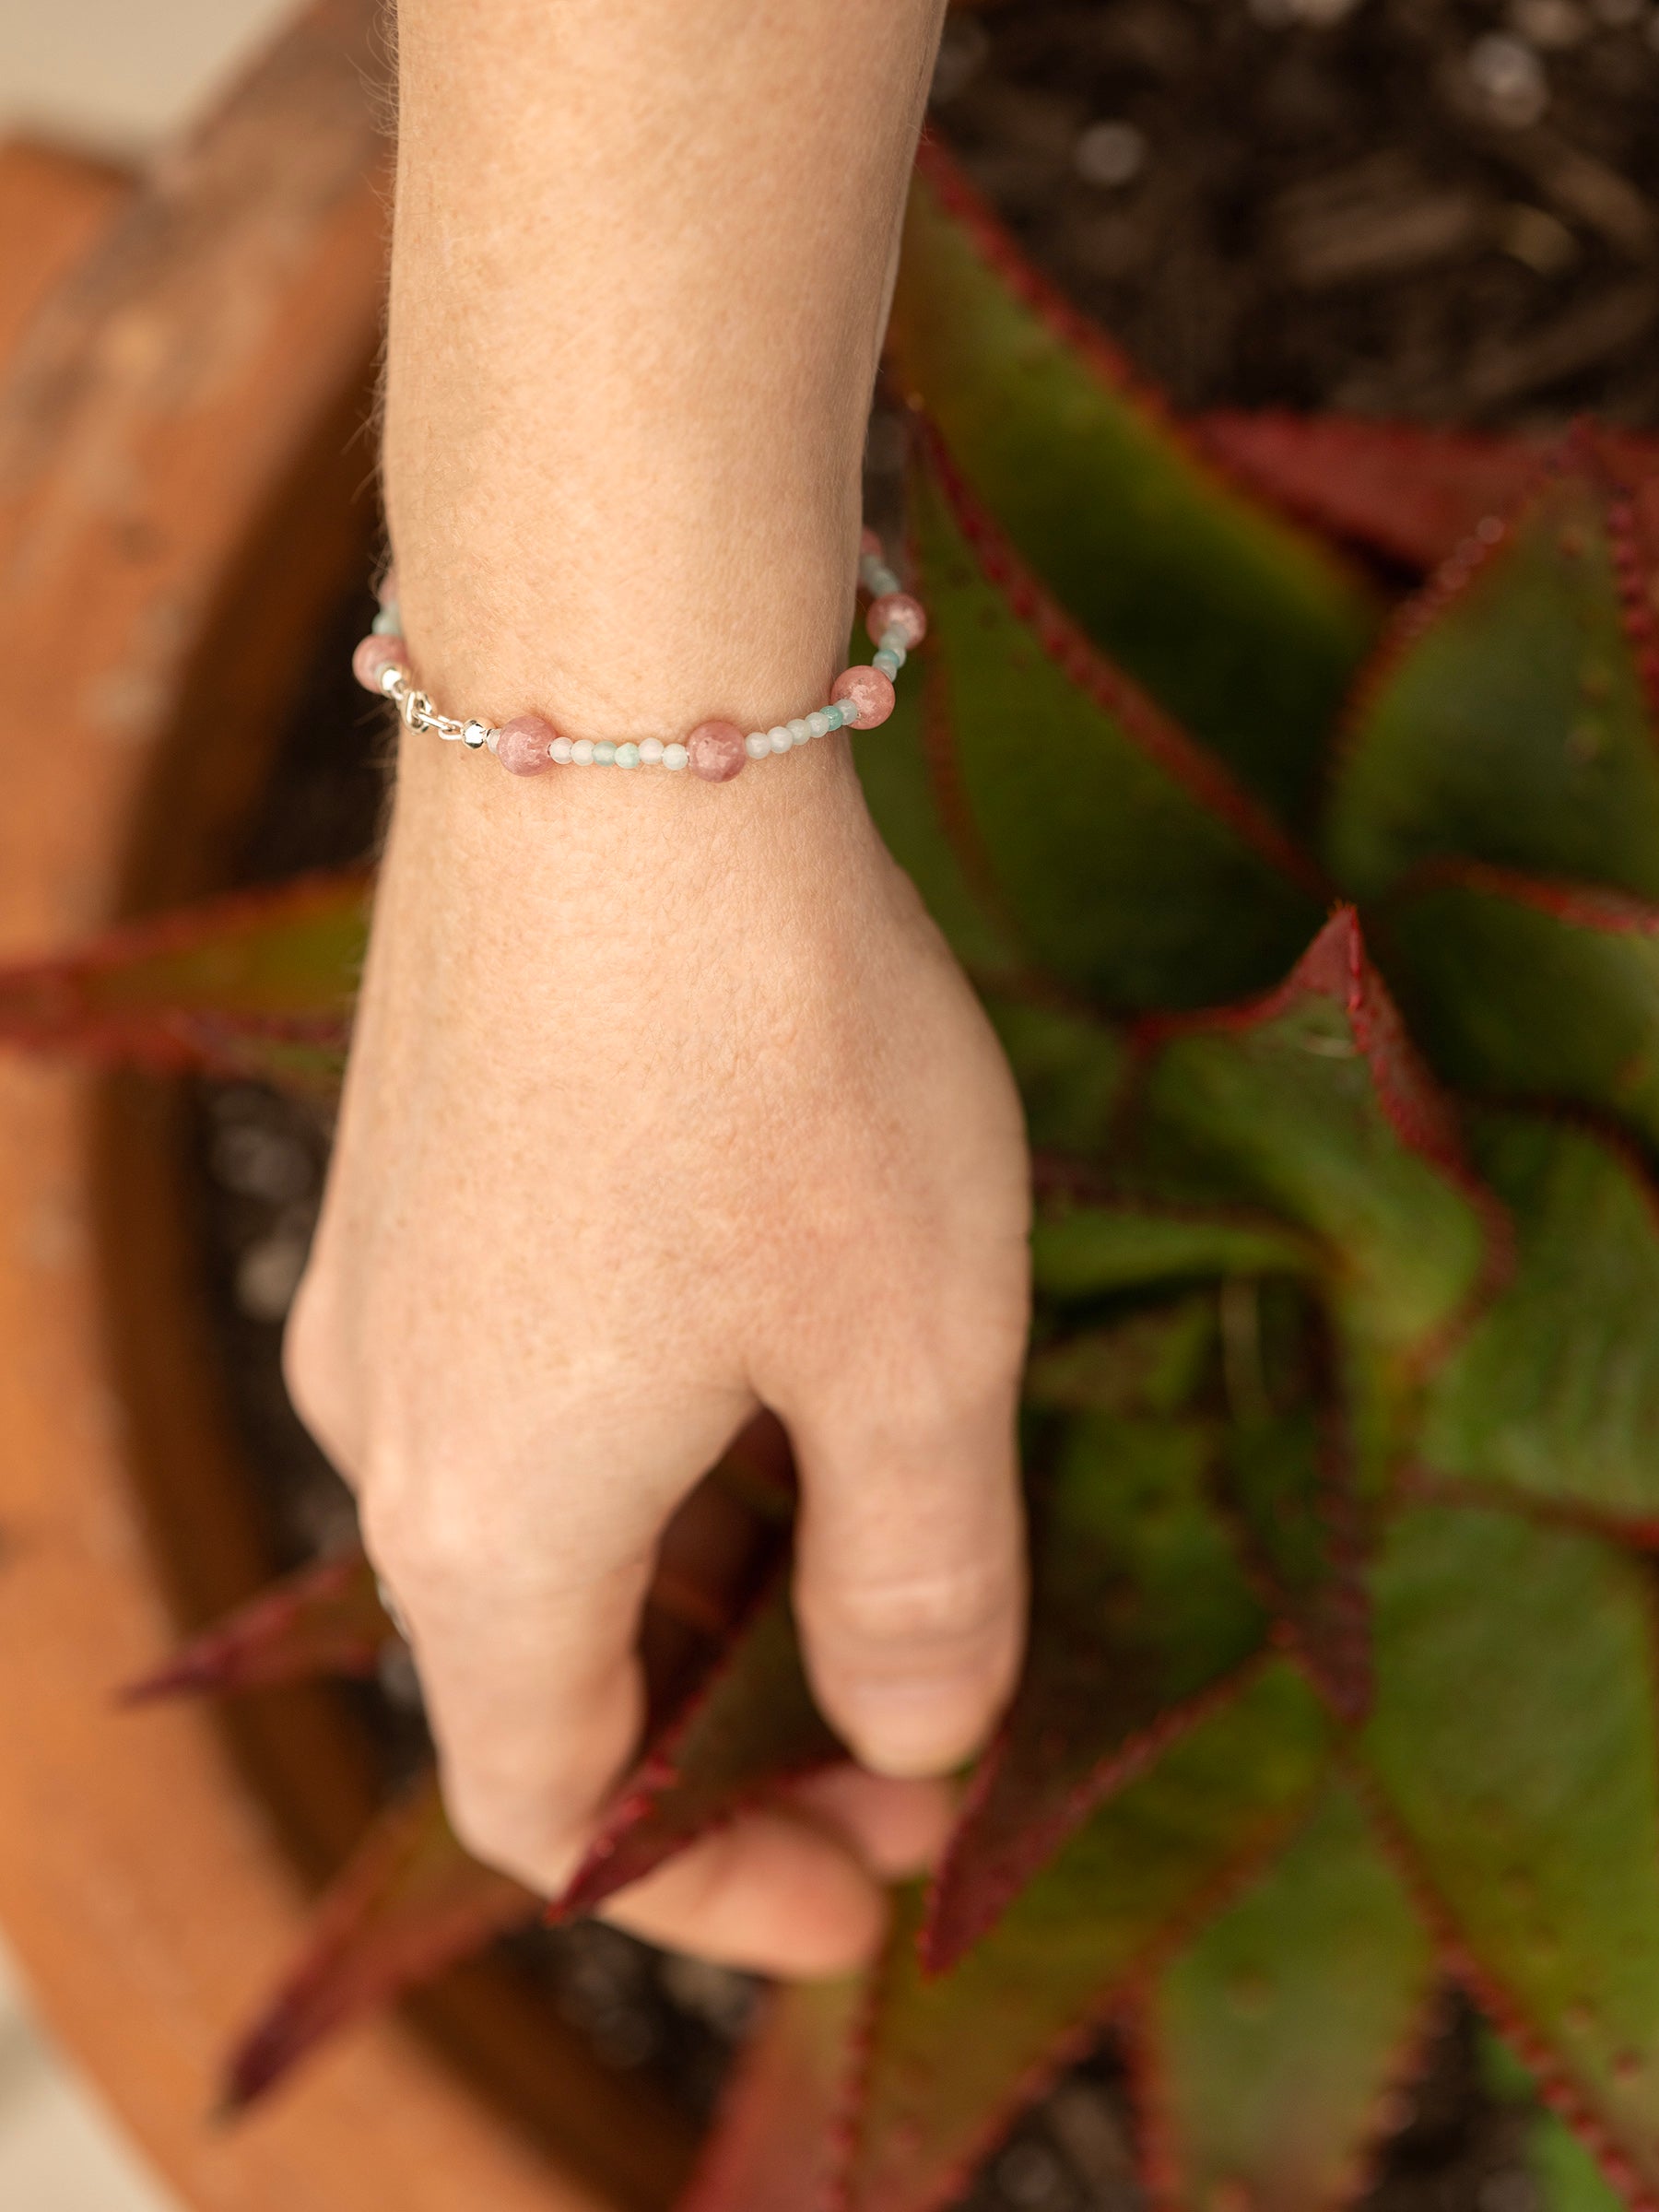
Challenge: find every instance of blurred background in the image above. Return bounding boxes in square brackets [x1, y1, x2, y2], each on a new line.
[0, 17, 287, 2207]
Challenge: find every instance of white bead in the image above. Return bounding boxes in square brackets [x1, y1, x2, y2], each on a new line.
[788, 718, 811, 744]
[639, 736, 665, 765]
[769, 725, 793, 754]
[745, 732, 771, 760]
[550, 735, 573, 763]
[663, 743, 689, 771]
[807, 710, 830, 738]
[571, 738, 595, 765]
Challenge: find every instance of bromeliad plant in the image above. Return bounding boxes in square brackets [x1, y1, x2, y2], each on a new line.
[15, 135, 1659, 2211]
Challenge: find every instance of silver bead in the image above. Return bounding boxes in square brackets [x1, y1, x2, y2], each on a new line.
[463, 719, 489, 750]
[378, 661, 406, 695]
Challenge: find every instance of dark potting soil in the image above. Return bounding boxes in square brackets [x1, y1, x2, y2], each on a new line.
[182, 0, 1654, 2200]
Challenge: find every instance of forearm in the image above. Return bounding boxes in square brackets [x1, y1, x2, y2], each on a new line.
[384, 0, 946, 754]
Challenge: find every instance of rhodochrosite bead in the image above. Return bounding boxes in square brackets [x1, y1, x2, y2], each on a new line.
[495, 714, 555, 775]
[831, 665, 896, 729]
[866, 592, 926, 649]
[687, 720, 747, 782]
[352, 635, 405, 693]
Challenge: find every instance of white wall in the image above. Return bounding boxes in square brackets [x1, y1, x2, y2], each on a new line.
[0, 0, 298, 155]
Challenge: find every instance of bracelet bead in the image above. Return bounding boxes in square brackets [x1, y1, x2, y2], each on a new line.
[866, 591, 926, 650]
[497, 713, 556, 775]
[353, 634, 406, 693]
[356, 529, 921, 780]
[831, 665, 896, 730]
[688, 720, 748, 782]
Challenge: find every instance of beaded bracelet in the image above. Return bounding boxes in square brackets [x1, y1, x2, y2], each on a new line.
[349, 531, 926, 782]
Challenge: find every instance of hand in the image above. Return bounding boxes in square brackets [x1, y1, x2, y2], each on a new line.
[284, 733, 1030, 1974]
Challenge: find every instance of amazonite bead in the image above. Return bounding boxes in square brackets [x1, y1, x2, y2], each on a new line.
[550, 735, 574, 764]
[873, 649, 901, 678]
[745, 732, 771, 760]
[639, 737, 665, 765]
[616, 742, 640, 768]
[769, 725, 793, 754]
[594, 741, 618, 765]
[371, 605, 402, 636]
[788, 717, 811, 744]
[663, 743, 689, 771]
[807, 710, 830, 737]
[571, 739, 595, 765]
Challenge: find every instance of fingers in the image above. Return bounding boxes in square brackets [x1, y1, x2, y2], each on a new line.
[785, 1764, 957, 1880]
[358, 1388, 747, 1899]
[600, 1767, 953, 1975]
[787, 1367, 1027, 1782]
[602, 1809, 884, 1976]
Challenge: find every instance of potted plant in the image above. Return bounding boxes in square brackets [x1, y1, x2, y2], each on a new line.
[6, 4, 1659, 2210]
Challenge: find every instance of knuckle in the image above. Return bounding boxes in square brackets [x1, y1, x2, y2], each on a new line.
[816, 1560, 1016, 1658]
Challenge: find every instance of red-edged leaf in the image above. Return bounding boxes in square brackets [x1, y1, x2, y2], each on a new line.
[0, 870, 367, 1091]
[1022, 1298, 1216, 1418]
[222, 1772, 536, 2112]
[892, 142, 1380, 825]
[1422, 1112, 1659, 1536]
[1482, 2032, 1632, 2212]
[1382, 862, 1659, 1151]
[1196, 411, 1548, 573]
[1135, 908, 1500, 1367]
[120, 1551, 394, 1703]
[554, 1582, 841, 1922]
[831, 1662, 1332, 2212]
[676, 1977, 863, 2212]
[1139, 1781, 1437, 2212]
[1360, 1503, 1659, 2203]
[909, 428, 1328, 1014]
[1222, 1396, 1372, 1724]
[924, 1415, 1268, 1972]
[1326, 445, 1659, 905]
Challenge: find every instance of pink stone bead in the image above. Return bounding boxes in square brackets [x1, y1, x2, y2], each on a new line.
[687, 720, 747, 782]
[352, 633, 406, 694]
[496, 713, 556, 776]
[866, 591, 927, 650]
[831, 665, 896, 730]
[860, 526, 883, 559]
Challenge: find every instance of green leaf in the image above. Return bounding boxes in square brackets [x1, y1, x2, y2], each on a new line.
[852, 666, 1025, 985]
[1222, 1405, 1372, 1722]
[908, 436, 1327, 1013]
[1326, 459, 1659, 903]
[1422, 1112, 1659, 1530]
[1031, 1188, 1318, 1301]
[1382, 864, 1659, 1150]
[223, 1773, 536, 2111]
[981, 993, 1130, 1159]
[1143, 1782, 1435, 2212]
[119, 1552, 395, 1703]
[1362, 1504, 1659, 2194]
[0, 870, 368, 1095]
[924, 1416, 1269, 1971]
[1135, 909, 1495, 1364]
[554, 1583, 841, 1922]
[1023, 1298, 1216, 1418]
[1481, 2032, 1630, 2212]
[834, 1662, 1333, 2212]
[677, 1978, 864, 2212]
[891, 146, 1380, 824]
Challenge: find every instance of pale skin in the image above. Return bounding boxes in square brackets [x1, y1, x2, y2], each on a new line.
[285, 0, 1032, 1976]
